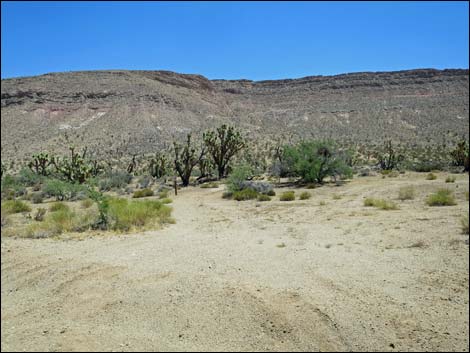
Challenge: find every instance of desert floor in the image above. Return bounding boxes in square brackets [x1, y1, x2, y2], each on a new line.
[1, 172, 469, 351]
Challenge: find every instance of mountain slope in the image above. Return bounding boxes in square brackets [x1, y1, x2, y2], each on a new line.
[1, 68, 468, 160]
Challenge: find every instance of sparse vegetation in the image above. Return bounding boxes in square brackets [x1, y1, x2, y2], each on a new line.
[426, 189, 457, 206]
[398, 186, 415, 200]
[2, 200, 32, 214]
[280, 191, 295, 201]
[461, 215, 469, 235]
[299, 192, 311, 200]
[364, 198, 399, 210]
[426, 173, 437, 180]
[200, 182, 219, 189]
[34, 208, 47, 222]
[133, 188, 154, 198]
[49, 202, 70, 213]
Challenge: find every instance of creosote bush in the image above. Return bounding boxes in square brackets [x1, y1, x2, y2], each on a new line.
[233, 188, 259, 201]
[280, 191, 295, 201]
[426, 189, 457, 206]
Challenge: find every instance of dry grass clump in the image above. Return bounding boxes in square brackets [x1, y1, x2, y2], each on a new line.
[445, 175, 456, 183]
[426, 173, 437, 180]
[49, 202, 69, 213]
[200, 182, 219, 189]
[280, 191, 295, 201]
[426, 189, 457, 206]
[364, 198, 399, 210]
[133, 188, 154, 198]
[2, 200, 31, 214]
[398, 186, 415, 200]
[81, 198, 94, 209]
[257, 194, 271, 202]
[299, 191, 311, 200]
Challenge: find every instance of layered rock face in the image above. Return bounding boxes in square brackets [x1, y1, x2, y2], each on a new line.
[1, 68, 468, 160]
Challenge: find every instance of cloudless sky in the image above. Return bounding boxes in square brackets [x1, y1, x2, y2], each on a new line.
[1, 1, 468, 80]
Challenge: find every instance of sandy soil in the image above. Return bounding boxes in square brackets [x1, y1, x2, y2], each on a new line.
[1, 172, 469, 352]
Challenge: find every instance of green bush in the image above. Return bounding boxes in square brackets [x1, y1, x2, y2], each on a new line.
[2, 200, 32, 214]
[257, 194, 271, 201]
[17, 168, 43, 186]
[282, 140, 352, 184]
[133, 188, 154, 198]
[1, 175, 27, 199]
[266, 189, 276, 196]
[426, 189, 456, 206]
[364, 198, 399, 210]
[398, 186, 415, 200]
[43, 179, 87, 201]
[280, 191, 295, 201]
[226, 164, 253, 193]
[233, 188, 259, 201]
[299, 192, 311, 200]
[426, 173, 437, 180]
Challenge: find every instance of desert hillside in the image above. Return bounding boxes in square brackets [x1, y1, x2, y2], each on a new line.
[1, 68, 469, 161]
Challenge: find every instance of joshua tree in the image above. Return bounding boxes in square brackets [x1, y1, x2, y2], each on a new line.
[203, 124, 245, 179]
[173, 134, 205, 186]
[28, 152, 55, 176]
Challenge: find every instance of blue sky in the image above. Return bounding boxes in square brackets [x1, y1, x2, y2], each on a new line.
[1, 1, 468, 80]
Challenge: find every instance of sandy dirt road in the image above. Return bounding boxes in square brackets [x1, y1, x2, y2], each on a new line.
[1, 173, 469, 351]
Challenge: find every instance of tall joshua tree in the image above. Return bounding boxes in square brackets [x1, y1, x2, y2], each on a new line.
[173, 134, 205, 186]
[203, 124, 245, 179]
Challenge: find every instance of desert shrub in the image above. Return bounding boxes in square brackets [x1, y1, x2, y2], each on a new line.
[364, 198, 399, 210]
[426, 173, 437, 180]
[266, 189, 276, 196]
[107, 198, 173, 231]
[2, 200, 32, 214]
[319, 200, 326, 206]
[1, 175, 27, 199]
[398, 186, 415, 200]
[280, 191, 295, 201]
[17, 168, 43, 186]
[445, 175, 456, 183]
[133, 188, 154, 198]
[426, 189, 457, 206]
[31, 192, 44, 204]
[299, 192, 311, 200]
[99, 170, 133, 191]
[34, 208, 47, 222]
[226, 164, 253, 193]
[200, 182, 219, 188]
[43, 179, 87, 201]
[461, 215, 469, 235]
[240, 181, 273, 195]
[233, 188, 259, 201]
[282, 140, 352, 184]
[81, 198, 94, 209]
[257, 194, 271, 201]
[49, 202, 70, 213]
[222, 191, 233, 199]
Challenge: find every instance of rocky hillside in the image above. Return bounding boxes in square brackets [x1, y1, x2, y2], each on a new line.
[1, 68, 468, 161]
